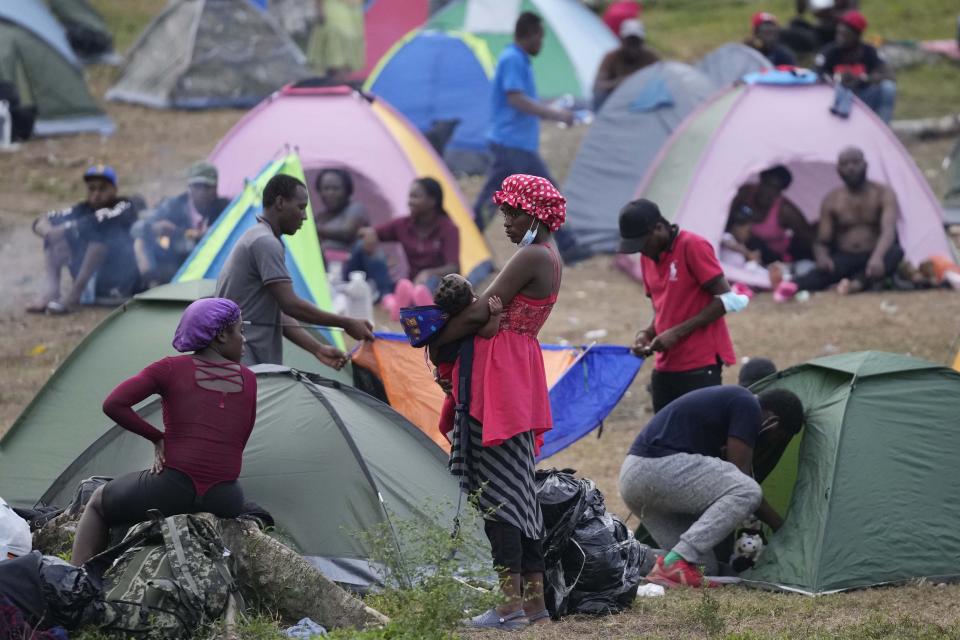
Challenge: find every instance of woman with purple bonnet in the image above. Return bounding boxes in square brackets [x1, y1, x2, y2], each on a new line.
[71, 298, 257, 565]
[433, 174, 565, 629]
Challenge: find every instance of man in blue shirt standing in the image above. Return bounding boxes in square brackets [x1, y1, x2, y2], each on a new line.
[473, 11, 574, 228]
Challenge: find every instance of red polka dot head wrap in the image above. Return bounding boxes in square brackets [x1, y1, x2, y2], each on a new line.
[492, 174, 566, 232]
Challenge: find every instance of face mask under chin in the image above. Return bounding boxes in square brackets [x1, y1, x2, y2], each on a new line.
[519, 219, 540, 247]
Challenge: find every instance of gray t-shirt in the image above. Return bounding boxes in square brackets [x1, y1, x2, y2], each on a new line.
[215, 220, 291, 365]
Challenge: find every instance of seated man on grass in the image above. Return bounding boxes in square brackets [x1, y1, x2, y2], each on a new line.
[132, 161, 229, 288]
[619, 385, 804, 587]
[29, 165, 141, 314]
[816, 10, 896, 123]
[793, 146, 902, 295]
[592, 19, 659, 110]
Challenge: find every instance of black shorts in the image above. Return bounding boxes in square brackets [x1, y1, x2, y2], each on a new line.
[100, 467, 244, 527]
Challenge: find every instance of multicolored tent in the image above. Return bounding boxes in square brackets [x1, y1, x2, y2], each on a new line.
[617, 82, 956, 288]
[744, 352, 960, 594]
[174, 152, 341, 348]
[0, 0, 114, 136]
[352, 333, 643, 459]
[208, 84, 493, 283]
[361, 0, 429, 78]
[365, 29, 495, 175]
[0, 281, 350, 508]
[427, 0, 617, 101]
[562, 62, 717, 259]
[106, 0, 309, 109]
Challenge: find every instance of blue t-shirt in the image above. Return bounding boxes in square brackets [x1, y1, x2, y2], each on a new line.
[629, 386, 762, 459]
[488, 43, 539, 152]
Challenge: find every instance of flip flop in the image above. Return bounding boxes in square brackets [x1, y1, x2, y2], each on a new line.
[462, 607, 528, 631]
[525, 608, 552, 624]
[45, 300, 71, 315]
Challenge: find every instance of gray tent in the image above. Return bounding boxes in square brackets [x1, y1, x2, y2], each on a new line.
[40, 366, 473, 588]
[696, 42, 771, 89]
[106, 0, 311, 109]
[561, 62, 716, 257]
[944, 137, 960, 226]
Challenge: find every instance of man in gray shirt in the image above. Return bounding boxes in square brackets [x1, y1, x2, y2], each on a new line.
[216, 174, 374, 367]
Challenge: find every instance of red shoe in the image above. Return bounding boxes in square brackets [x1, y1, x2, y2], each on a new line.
[645, 556, 718, 589]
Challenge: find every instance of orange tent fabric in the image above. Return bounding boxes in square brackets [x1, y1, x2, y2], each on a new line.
[354, 339, 577, 452]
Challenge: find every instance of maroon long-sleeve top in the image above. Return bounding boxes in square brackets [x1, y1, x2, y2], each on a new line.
[102, 355, 257, 495]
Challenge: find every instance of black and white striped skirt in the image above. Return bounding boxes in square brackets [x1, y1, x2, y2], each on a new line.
[449, 417, 543, 540]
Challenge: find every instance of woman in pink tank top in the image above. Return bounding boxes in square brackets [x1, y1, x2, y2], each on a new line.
[434, 175, 565, 630]
[729, 165, 815, 264]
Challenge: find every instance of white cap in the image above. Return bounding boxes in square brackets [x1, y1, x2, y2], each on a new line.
[0, 498, 31, 560]
[619, 19, 646, 40]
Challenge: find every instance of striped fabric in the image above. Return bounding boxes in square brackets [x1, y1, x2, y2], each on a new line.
[450, 417, 543, 539]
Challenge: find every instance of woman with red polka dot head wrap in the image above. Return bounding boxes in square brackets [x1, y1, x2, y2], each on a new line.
[432, 174, 565, 629]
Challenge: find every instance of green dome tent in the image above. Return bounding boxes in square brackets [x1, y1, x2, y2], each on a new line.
[744, 352, 960, 594]
[45, 0, 118, 63]
[39, 366, 469, 588]
[0, 0, 114, 136]
[426, 0, 617, 101]
[0, 280, 349, 508]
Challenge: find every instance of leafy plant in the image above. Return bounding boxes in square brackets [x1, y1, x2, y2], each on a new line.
[326, 501, 500, 640]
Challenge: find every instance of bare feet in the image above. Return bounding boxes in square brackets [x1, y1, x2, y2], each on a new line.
[768, 262, 785, 289]
[836, 278, 864, 296]
[26, 299, 51, 313]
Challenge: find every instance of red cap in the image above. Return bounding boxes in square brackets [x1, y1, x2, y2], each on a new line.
[751, 11, 778, 31]
[839, 10, 868, 34]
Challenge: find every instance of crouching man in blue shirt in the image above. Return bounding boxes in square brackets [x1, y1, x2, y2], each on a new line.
[620, 385, 804, 587]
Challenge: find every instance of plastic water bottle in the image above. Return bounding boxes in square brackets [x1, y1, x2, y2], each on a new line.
[345, 271, 374, 324]
[0, 101, 11, 148]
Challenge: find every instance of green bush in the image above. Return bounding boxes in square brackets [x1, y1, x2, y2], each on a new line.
[326, 502, 499, 640]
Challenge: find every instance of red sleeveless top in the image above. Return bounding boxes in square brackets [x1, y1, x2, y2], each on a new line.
[452, 244, 561, 453]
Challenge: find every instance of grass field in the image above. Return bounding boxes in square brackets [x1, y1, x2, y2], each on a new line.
[5, 1, 960, 638]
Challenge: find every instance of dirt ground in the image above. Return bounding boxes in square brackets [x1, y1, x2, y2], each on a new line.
[3, 66, 960, 639]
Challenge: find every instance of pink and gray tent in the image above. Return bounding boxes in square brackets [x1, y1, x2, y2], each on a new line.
[617, 81, 956, 288]
[561, 62, 717, 258]
[208, 84, 492, 282]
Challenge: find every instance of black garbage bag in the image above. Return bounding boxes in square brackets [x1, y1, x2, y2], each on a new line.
[0, 552, 101, 631]
[536, 469, 648, 619]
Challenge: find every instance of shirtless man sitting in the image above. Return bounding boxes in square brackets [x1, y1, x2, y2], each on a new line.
[793, 147, 902, 294]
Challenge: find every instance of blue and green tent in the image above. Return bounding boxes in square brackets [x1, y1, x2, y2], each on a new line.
[174, 152, 342, 347]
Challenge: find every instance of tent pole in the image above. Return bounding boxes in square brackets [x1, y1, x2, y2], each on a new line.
[303, 380, 413, 588]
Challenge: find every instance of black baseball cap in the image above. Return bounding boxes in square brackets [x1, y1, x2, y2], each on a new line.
[618, 199, 664, 254]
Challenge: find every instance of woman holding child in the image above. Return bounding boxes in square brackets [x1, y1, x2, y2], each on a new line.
[71, 298, 256, 565]
[432, 174, 565, 630]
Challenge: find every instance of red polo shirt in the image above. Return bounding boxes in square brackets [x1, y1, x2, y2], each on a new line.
[641, 230, 736, 372]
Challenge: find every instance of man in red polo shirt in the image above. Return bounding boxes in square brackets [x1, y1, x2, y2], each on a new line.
[619, 199, 739, 412]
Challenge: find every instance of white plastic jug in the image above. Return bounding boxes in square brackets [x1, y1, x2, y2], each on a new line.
[345, 271, 374, 324]
[0, 101, 11, 148]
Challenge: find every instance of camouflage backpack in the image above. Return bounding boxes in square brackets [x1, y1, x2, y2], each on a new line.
[91, 512, 241, 639]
